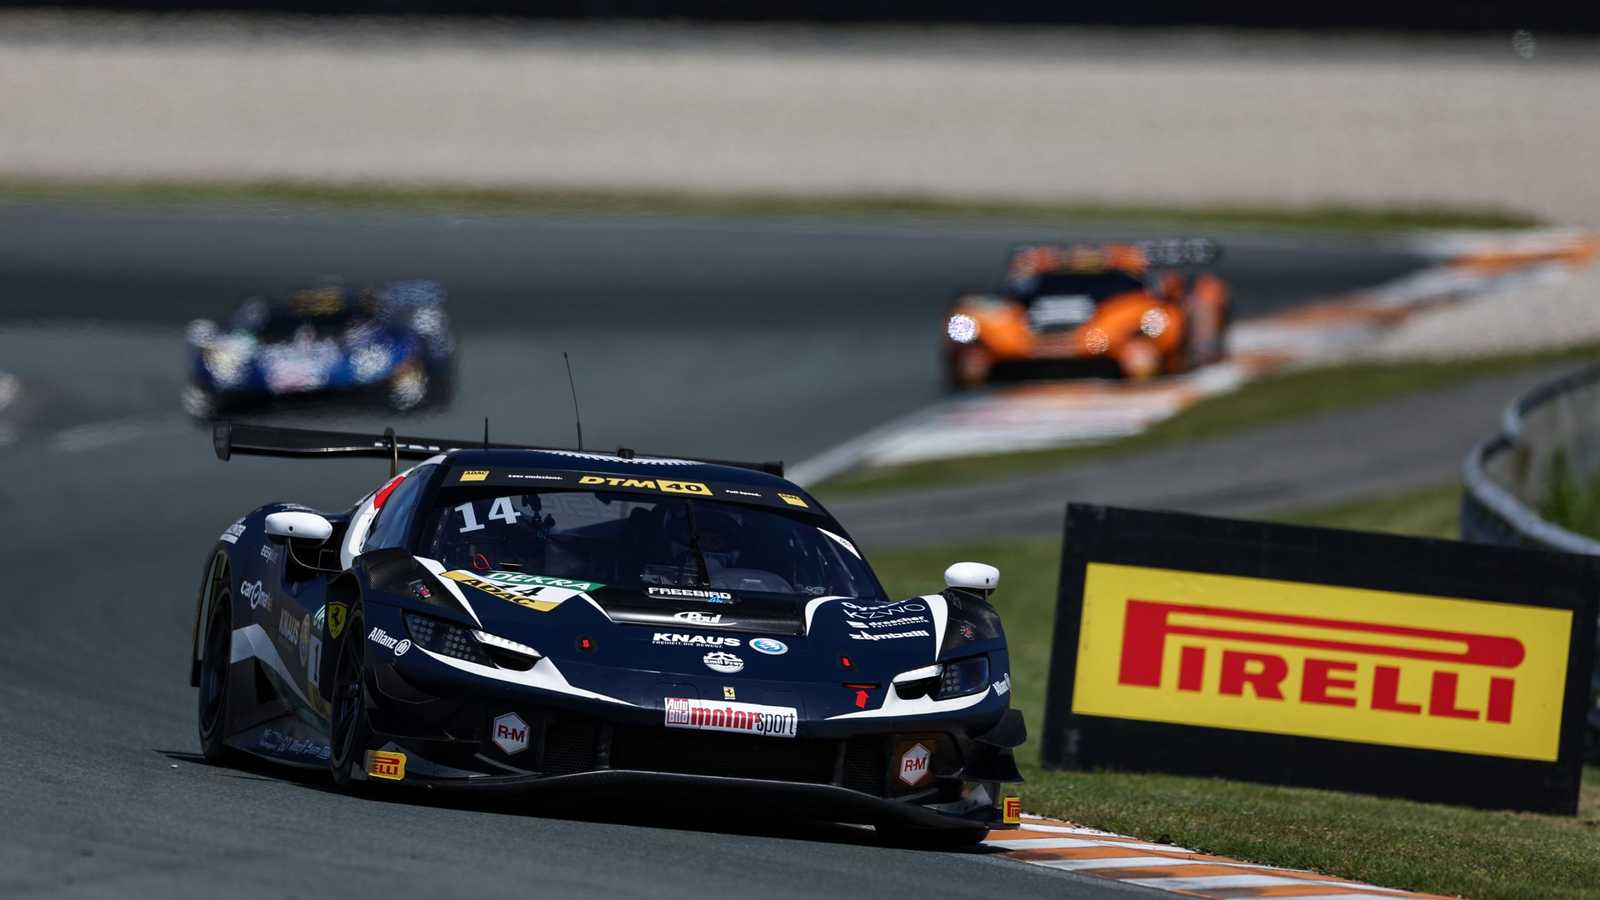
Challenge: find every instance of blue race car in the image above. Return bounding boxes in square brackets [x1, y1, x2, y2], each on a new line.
[182, 282, 455, 419]
[190, 424, 1024, 847]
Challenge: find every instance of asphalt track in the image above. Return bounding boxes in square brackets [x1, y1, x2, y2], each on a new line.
[0, 202, 1425, 898]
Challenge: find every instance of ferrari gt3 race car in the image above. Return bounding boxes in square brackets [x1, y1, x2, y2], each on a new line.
[944, 239, 1230, 389]
[191, 424, 1024, 846]
[182, 281, 456, 419]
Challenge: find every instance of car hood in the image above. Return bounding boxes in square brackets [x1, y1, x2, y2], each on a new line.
[426, 565, 944, 684]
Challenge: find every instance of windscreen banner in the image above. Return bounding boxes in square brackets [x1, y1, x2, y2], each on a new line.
[1041, 504, 1598, 814]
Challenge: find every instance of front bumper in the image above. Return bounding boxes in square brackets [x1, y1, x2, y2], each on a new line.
[358, 651, 1023, 831]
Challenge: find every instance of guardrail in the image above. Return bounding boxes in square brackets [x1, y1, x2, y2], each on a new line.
[1462, 361, 1600, 759]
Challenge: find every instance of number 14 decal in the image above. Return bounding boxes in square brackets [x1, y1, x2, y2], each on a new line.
[454, 497, 520, 533]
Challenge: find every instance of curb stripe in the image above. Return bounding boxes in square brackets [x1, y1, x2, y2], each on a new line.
[984, 816, 1450, 900]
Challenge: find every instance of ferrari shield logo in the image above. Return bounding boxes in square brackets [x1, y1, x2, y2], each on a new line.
[326, 602, 348, 640]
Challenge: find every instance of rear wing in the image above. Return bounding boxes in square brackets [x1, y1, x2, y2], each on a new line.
[212, 422, 784, 477]
[1007, 238, 1222, 274]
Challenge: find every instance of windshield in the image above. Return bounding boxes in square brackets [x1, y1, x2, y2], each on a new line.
[1016, 271, 1146, 303]
[419, 489, 884, 601]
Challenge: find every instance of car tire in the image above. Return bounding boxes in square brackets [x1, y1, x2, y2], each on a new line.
[876, 822, 991, 851]
[196, 553, 237, 765]
[328, 612, 374, 791]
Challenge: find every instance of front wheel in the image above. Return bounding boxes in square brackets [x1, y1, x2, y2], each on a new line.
[328, 614, 374, 790]
[196, 554, 236, 765]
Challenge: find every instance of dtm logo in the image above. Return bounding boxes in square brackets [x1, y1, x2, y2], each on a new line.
[578, 475, 711, 496]
[898, 742, 930, 786]
[492, 713, 529, 755]
[368, 627, 411, 657]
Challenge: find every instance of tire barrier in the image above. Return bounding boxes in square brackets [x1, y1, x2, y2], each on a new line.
[1462, 361, 1600, 760]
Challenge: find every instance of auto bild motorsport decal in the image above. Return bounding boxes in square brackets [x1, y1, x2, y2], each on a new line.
[664, 698, 798, 738]
[441, 570, 601, 612]
[702, 651, 745, 674]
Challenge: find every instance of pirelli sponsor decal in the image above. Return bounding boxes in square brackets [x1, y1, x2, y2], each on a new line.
[365, 750, 406, 781]
[1071, 563, 1573, 762]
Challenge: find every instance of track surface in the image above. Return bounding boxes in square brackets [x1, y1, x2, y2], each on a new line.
[0, 203, 1422, 897]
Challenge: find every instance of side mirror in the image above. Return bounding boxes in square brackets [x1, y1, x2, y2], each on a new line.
[264, 511, 333, 543]
[186, 318, 219, 347]
[944, 561, 999, 592]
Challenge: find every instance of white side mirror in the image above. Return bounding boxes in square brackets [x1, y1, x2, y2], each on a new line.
[944, 561, 999, 592]
[264, 511, 333, 543]
[186, 318, 219, 346]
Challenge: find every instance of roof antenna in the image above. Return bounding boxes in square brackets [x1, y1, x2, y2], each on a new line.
[563, 351, 584, 451]
[483, 417, 489, 450]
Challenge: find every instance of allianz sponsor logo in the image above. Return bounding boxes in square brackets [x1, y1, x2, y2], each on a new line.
[650, 586, 734, 603]
[847, 629, 931, 642]
[240, 580, 270, 611]
[368, 626, 412, 657]
[844, 615, 927, 630]
[653, 632, 741, 648]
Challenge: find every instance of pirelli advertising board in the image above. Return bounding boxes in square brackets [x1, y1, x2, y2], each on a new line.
[1042, 504, 1599, 814]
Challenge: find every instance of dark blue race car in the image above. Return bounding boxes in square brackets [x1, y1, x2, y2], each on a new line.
[182, 282, 455, 419]
[190, 424, 1024, 846]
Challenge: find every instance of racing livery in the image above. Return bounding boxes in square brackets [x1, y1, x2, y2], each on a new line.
[191, 424, 1024, 846]
[944, 240, 1230, 388]
[182, 281, 456, 419]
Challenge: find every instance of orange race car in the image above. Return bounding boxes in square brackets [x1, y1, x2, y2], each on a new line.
[943, 240, 1230, 389]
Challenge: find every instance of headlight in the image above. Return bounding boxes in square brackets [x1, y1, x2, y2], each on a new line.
[403, 612, 495, 667]
[203, 348, 249, 387]
[936, 656, 990, 699]
[892, 656, 990, 700]
[946, 313, 980, 344]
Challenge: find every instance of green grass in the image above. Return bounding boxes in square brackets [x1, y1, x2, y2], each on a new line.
[821, 344, 1600, 497]
[1541, 449, 1600, 541]
[0, 176, 1541, 231]
[870, 485, 1599, 899]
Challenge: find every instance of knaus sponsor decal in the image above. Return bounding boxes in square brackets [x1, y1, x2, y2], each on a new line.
[368, 627, 412, 657]
[664, 697, 798, 738]
[653, 632, 740, 648]
[1072, 563, 1573, 761]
